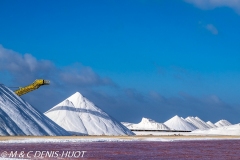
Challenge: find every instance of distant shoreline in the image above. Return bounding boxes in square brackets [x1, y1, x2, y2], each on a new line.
[0, 135, 240, 142]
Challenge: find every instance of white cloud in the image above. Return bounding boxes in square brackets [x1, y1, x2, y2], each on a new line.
[60, 64, 115, 87]
[184, 0, 240, 14]
[0, 45, 55, 82]
[0, 45, 115, 87]
[205, 24, 218, 35]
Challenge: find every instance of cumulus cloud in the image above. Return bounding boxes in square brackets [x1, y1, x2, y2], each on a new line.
[124, 88, 146, 103]
[0, 45, 115, 87]
[198, 22, 219, 35]
[0, 45, 55, 83]
[149, 91, 166, 102]
[148, 91, 238, 123]
[60, 64, 115, 87]
[205, 24, 218, 35]
[184, 0, 240, 14]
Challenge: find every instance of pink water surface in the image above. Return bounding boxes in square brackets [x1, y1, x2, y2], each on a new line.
[0, 140, 240, 159]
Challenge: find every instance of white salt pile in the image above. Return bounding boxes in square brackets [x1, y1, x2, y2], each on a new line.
[123, 117, 169, 130]
[185, 117, 211, 129]
[45, 92, 134, 136]
[164, 115, 197, 131]
[192, 123, 240, 135]
[215, 120, 232, 127]
[0, 84, 70, 136]
[206, 121, 217, 128]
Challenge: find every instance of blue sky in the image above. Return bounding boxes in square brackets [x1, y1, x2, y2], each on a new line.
[0, 0, 240, 123]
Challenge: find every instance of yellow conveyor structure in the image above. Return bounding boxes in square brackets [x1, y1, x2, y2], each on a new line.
[15, 79, 50, 96]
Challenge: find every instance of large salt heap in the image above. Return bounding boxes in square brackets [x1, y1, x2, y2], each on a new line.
[215, 120, 232, 127]
[164, 115, 197, 131]
[206, 121, 217, 128]
[185, 117, 212, 129]
[192, 123, 240, 135]
[0, 84, 70, 136]
[45, 92, 134, 135]
[123, 117, 169, 130]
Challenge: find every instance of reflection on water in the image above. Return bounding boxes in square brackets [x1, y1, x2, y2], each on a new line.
[0, 140, 240, 159]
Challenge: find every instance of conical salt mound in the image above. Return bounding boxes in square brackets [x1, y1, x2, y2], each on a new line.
[195, 117, 212, 128]
[192, 124, 240, 135]
[45, 92, 134, 135]
[215, 120, 232, 127]
[185, 117, 212, 129]
[127, 118, 169, 130]
[164, 115, 197, 131]
[0, 84, 70, 136]
[139, 118, 170, 130]
[206, 121, 217, 128]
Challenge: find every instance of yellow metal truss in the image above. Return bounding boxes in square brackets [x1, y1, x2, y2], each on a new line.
[15, 79, 50, 96]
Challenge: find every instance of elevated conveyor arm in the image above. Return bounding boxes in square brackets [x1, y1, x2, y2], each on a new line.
[15, 79, 50, 96]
